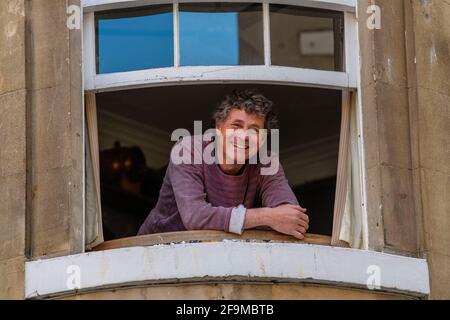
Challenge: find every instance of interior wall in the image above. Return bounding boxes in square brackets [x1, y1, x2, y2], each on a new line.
[96, 84, 341, 238]
[96, 84, 341, 186]
[269, 6, 340, 70]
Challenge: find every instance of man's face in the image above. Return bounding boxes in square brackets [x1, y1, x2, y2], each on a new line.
[216, 109, 265, 164]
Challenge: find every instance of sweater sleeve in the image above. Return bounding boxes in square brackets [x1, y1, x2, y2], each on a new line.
[259, 162, 299, 208]
[168, 138, 236, 232]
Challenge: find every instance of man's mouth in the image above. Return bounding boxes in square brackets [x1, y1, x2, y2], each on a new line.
[233, 143, 249, 150]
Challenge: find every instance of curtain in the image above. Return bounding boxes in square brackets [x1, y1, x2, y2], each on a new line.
[85, 93, 104, 249]
[338, 92, 364, 249]
[331, 91, 364, 249]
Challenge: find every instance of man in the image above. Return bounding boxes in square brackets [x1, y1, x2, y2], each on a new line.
[138, 89, 309, 239]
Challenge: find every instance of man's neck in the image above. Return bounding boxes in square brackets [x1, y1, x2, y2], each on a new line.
[218, 163, 246, 176]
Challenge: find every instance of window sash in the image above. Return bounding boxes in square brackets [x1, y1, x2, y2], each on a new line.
[82, 0, 356, 13]
[83, 0, 358, 92]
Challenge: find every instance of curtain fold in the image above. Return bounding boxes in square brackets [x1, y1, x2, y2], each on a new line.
[338, 92, 364, 249]
[85, 93, 104, 249]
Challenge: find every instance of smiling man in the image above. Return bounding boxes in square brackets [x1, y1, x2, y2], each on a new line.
[137, 89, 309, 239]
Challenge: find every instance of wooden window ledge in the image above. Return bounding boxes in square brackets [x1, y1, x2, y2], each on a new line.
[92, 231, 333, 251]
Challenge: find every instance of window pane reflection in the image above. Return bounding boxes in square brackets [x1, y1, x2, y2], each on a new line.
[270, 5, 344, 71]
[96, 5, 174, 74]
[179, 3, 264, 66]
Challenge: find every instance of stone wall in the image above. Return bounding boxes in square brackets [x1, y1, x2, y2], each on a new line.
[0, 0, 448, 299]
[410, 0, 450, 300]
[358, 0, 450, 299]
[0, 0, 83, 299]
[0, 0, 27, 300]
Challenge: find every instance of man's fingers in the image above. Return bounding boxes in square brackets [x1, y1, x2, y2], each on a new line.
[296, 218, 308, 228]
[296, 226, 306, 234]
[291, 230, 305, 240]
[287, 204, 307, 212]
[297, 212, 309, 223]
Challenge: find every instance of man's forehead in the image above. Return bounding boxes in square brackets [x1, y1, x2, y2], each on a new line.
[227, 109, 264, 121]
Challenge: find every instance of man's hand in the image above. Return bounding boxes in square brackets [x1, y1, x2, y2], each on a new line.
[245, 204, 309, 240]
[266, 204, 309, 240]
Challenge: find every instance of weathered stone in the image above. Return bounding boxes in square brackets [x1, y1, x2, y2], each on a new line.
[29, 166, 72, 258]
[375, 82, 413, 170]
[427, 252, 450, 300]
[60, 283, 413, 300]
[27, 0, 70, 91]
[0, 174, 26, 261]
[412, 0, 450, 96]
[0, 90, 26, 178]
[364, 165, 384, 252]
[0, 257, 25, 300]
[420, 168, 450, 259]
[0, 0, 26, 95]
[380, 165, 417, 252]
[417, 89, 450, 174]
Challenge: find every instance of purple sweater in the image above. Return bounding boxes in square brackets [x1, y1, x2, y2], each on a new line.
[137, 136, 298, 235]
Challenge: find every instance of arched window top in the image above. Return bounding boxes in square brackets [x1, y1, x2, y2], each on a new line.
[83, 0, 358, 91]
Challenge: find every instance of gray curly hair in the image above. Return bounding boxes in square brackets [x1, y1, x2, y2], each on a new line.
[213, 89, 279, 130]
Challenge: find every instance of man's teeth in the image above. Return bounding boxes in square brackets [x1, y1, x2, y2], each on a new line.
[234, 144, 247, 149]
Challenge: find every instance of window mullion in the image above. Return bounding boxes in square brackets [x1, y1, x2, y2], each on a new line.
[263, 1, 271, 67]
[83, 12, 96, 88]
[174, 2, 180, 67]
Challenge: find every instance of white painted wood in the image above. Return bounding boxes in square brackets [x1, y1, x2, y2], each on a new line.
[82, 0, 356, 13]
[87, 66, 350, 92]
[352, 0, 369, 250]
[344, 11, 358, 88]
[83, 12, 96, 90]
[25, 242, 430, 298]
[263, 2, 271, 67]
[173, 2, 180, 67]
[82, 0, 358, 91]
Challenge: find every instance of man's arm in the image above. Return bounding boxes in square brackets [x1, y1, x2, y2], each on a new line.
[244, 205, 309, 240]
[242, 163, 309, 240]
[170, 157, 309, 238]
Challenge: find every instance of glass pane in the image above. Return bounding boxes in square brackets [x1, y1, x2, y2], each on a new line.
[270, 5, 344, 71]
[179, 3, 264, 66]
[96, 5, 174, 74]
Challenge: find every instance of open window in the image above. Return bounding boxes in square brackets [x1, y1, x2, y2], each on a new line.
[82, 0, 364, 250]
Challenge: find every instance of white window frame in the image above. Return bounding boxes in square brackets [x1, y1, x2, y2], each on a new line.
[81, 0, 368, 249]
[82, 0, 359, 92]
[25, 241, 430, 298]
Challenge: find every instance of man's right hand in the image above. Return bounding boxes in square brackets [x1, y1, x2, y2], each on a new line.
[266, 204, 309, 240]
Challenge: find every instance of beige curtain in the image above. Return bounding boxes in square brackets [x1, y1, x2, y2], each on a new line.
[338, 93, 364, 249]
[331, 91, 364, 249]
[85, 93, 104, 249]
